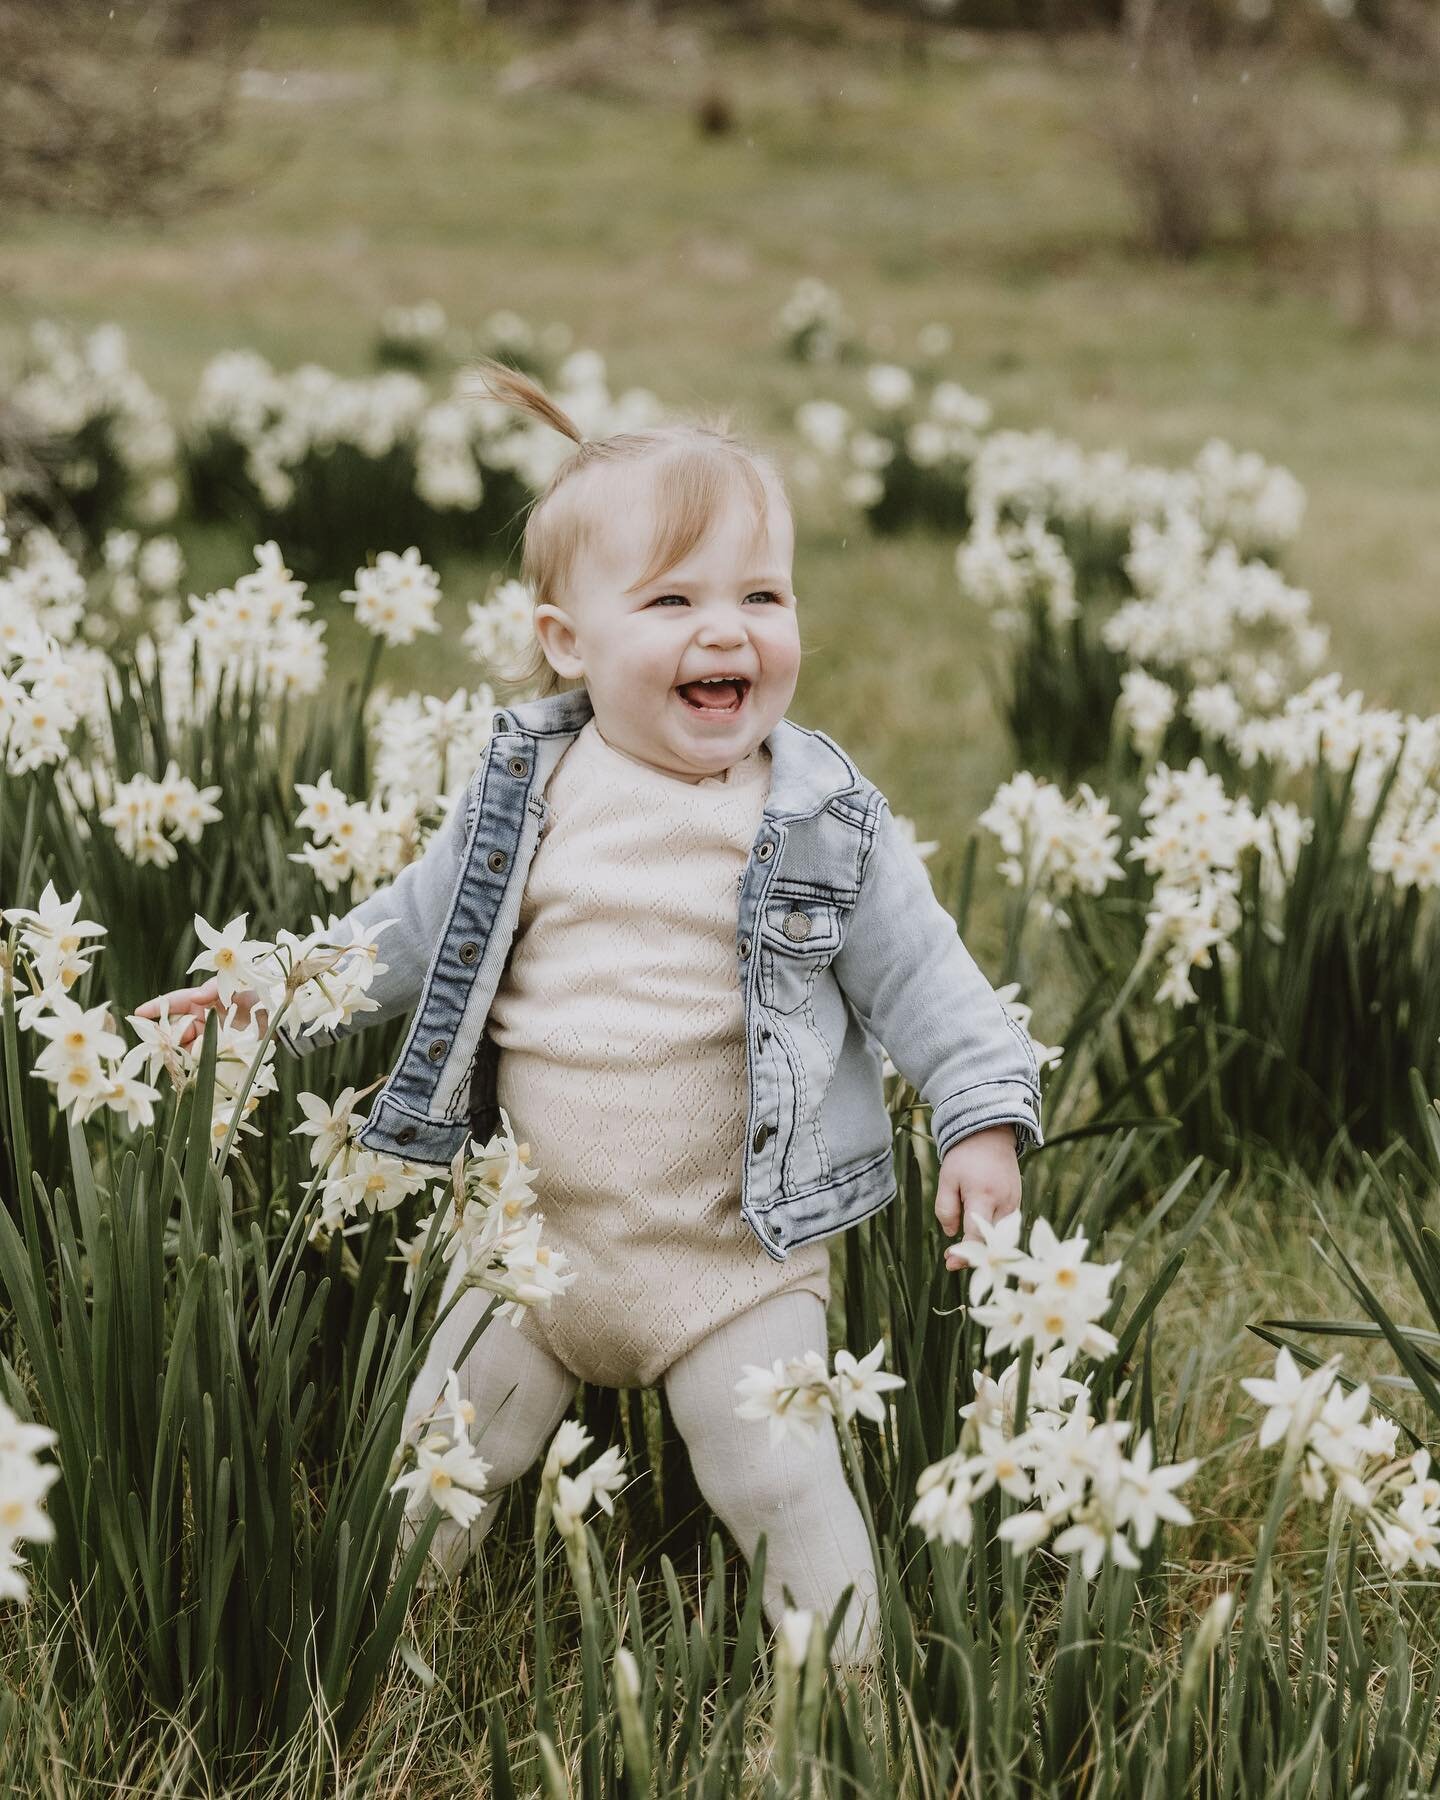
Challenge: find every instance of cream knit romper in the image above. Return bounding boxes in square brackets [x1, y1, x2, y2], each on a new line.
[485, 717, 831, 1389]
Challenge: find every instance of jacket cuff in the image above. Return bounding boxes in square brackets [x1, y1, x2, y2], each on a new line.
[932, 1078, 1044, 1162]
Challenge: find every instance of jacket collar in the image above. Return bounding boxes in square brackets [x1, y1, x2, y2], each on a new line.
[491, 687, 859, 822]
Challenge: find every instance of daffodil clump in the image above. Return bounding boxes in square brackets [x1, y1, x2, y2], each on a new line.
[8, 320, 179, 530]
[910, 1213, 1198, 1578]
[185, 342, 663, 547]
[796, 367, 990, 526]
[390, 1369, 494, 1534]
[1, 887, 390, 1156]
[0, 1394, 60, 1606]
[3, 882, 161, 1130]
[986, 670, 1440, 1021]
[774, 276, 854, 363]
[1242, 1347, 1440, 1575]
[310, 1102, 576, 1332]
[733, 1339, 907, 1448]
[794, 331, 1302, 556]
[374, 301, 573, 377]
[538, 1419, 628, 1547]
[429, 1119, 577, 1322]
[0, 520, 115, 776]
[375, 300, 452, 374]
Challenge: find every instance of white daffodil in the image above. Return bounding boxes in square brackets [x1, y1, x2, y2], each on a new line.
[186, 913, 273, 1007]
[390, 1435, 491, 1528]
[733, 1352, 834, 1447]
[551, 1444, 628, 1539]
[1116, 1431, 1198, 1547]
[830, 1341, 906, 1424]
[441, 1368, 477, 1442]
[27, 993, 126, 1064]
[543, 1419, 593, 1484]
[291, 1085, 365, 1171]
[1239, 1347, 1340, 1451]
[2, 879, 105, 950]
[946, 1205, 1024, 1300]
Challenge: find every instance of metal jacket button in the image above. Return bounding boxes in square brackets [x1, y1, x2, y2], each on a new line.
[738, 936, 752, 958]
[487, 849, 508, 873]
[395, 1125, 417, 1145]
[782, 911, 811, 942]
[427, 1037, 448, 1062]
[507, 757, 529, 777]
[752, 1122, 770, 1153]
[755, 841, 774, 861]
[458, 940, 479, 964]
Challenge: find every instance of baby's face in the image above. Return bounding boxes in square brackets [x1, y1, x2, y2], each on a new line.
[534, 471, 802, 784]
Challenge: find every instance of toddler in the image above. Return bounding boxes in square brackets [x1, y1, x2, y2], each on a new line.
[139, 358, 1043, 1669]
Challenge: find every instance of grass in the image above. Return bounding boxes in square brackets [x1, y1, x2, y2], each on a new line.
[4, 1165, 1429, 1793]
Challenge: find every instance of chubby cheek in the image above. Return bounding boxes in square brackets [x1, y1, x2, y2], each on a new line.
[758, 617, 802, 701]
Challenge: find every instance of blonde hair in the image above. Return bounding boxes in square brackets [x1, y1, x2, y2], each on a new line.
[465, 354, 791, 698]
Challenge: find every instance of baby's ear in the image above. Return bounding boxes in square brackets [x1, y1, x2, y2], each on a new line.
[532, 603, 584, 680]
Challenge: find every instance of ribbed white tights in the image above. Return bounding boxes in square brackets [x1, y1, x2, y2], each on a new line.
[399, 1256, 880, 1668]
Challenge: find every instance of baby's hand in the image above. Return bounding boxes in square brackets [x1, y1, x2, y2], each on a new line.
[134, 979, 270, 1051]
[936, 1125, 1021, 1274]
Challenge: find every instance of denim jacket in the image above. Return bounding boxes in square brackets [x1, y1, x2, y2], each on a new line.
[277, 686, 1043, 1262]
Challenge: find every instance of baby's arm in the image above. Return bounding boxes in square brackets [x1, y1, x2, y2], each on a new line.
[835, 796, 1042, 1154]
[275, 761, 486, 1057]
[832, 795, 1042, 1256]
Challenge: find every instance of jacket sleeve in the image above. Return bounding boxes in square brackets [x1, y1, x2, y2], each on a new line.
[831, 794, 1043, 1159]
[274, 759, 485, 1058]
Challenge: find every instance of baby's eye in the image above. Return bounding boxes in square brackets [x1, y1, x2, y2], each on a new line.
[649, 594, 689, 607]
[745, 590, 783, 605]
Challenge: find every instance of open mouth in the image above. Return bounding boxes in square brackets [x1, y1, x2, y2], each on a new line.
[675, 677, 751, 716]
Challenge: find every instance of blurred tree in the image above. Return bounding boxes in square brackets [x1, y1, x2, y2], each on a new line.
[1330, 0, 1440, 142]
[0, 0, 260, 221]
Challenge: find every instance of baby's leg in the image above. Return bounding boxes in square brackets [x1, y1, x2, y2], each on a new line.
[663, 1289, 880, 1671]
[399, 1255, 578, 1578]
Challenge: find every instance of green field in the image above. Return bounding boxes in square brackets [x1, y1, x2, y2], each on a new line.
[5, 17, 1438, 855]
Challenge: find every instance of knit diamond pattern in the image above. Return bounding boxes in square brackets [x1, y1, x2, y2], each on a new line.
[487, 718, 830, 1388]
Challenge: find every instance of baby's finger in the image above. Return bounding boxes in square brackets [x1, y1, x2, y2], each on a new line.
[139, 988, 197, 1018]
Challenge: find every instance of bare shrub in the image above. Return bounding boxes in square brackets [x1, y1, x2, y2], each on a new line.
[1329, 0, 1440, 145]
[1332, 165, 1440, 340]
[1098, 7, 1317, 260]
[0, 0, 259, 221]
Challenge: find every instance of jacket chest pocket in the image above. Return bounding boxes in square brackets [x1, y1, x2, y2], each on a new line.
[758, 892, 849, 1015]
